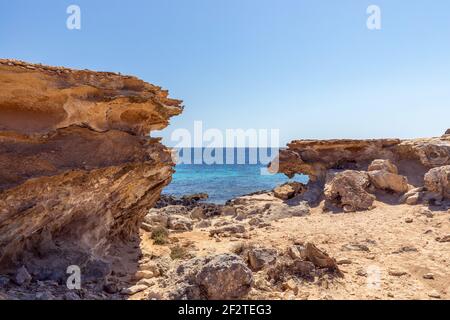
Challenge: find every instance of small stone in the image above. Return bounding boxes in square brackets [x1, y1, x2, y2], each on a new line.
[423, 273, 435, 280]
[195, 220, 211, 229]
[392, 246, 418, 254]
[14, 266, 32, 286]
[405, 194, 420, 205]
[221, 206, 236, 216]
[291, 260, 315, 276]
[137, 278, 155, 287]
[248, 248, 277, 271]
[121, 284, 148, 295]
[168, 215, 193, 231]
[342, 243, 370, 252]
[103, 282, 119, 294]
[282, 279, 298, 295]
[405, 218, 413, 223]
[134, 270, 157, 280]
[337, 259, 352, 265]
[428, 290, 441, 299]
[141, 222, 153, 232]
[356, 269, 367, 277]
[190, 207, 205, 220]
[418, 208, 434, 218]
[287, 245, 305, 260]
[436, 235, 450, 243]
[388, 269, 408, 277]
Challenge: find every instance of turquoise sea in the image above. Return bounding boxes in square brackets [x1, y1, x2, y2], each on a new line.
[162, 148, 307, 204]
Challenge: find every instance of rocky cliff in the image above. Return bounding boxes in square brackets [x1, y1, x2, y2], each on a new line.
[271, 132, 450, 211]
[0, 60, 182, 280]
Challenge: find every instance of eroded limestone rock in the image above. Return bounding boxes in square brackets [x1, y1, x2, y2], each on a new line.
[272, 134, 450, 209]
[368, 160, 409, 194]
[0, 59, 182, 279]
[424, 165, 450, 199]
[324, 170, 376, 212]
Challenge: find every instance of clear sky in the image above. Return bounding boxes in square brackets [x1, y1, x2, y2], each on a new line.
[1, 0, 449, 146]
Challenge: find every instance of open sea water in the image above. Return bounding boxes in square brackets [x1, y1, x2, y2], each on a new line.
[162, 148, 307, 204]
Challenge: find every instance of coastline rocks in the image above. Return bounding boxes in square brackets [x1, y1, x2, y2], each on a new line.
[155, 194, 208, 208]
[0, 59, 182, 278]
[324, 170, 375, 212]
[195, 254, 253, 300]
[272, 134, 450, 208]
[155, 194, 223, 218]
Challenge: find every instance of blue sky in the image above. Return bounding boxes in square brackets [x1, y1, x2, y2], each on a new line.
[1, 0, 449, 146]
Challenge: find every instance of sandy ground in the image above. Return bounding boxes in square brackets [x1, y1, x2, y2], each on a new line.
[136, 201, 449, 300]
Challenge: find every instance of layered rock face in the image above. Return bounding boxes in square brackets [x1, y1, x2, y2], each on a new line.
[0, 60, 182, 279]
[271, 132, 450, 210]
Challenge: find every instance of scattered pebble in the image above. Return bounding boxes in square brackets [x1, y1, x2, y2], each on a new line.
[389, 270, 408, 277]
[428, 291, 441, 299]
[423, 273, 435, 280]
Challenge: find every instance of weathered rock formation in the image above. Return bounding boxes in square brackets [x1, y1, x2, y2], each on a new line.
[424, 165, 450, 200]
[271, 131, 450, 210]
[0, 60, 182, 280]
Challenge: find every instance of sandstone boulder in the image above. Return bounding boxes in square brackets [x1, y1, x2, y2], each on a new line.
[368, 159, 398, 174]
[424, 165, 450, 199]
[368, 169, 409, 194]
[324, 170, 375, 212]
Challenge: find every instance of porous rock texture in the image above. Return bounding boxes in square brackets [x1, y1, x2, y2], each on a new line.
[271, 131, 450, 210]
[0, 59, 183, 280]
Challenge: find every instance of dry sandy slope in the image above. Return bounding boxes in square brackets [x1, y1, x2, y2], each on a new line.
[137, 201, 449, 300]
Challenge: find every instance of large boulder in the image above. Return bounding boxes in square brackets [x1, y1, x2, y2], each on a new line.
[324, 170, 376, 212]
[368, 170, 409, 194]
[368, 160, 409, 194]
[368, 159, 398, 174]
[424, 165, 450, 199]
[195, 254, 253, 300]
